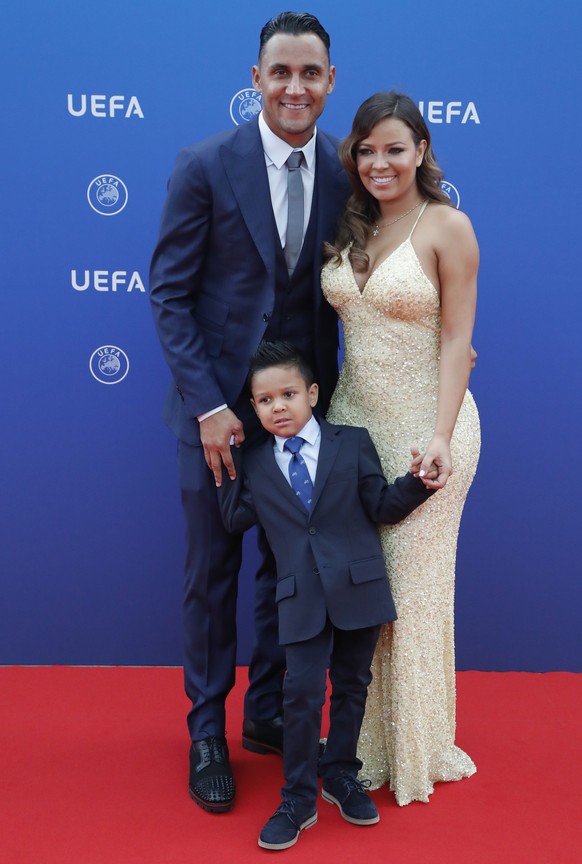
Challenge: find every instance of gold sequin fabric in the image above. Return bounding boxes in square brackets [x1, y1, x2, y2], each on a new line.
[322, 234, 480, 806]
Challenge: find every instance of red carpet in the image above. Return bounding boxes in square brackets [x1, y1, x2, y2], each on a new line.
[1, 667, 580, 863]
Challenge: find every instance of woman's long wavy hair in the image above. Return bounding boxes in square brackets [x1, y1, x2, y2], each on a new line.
[324, 91, 451, 273]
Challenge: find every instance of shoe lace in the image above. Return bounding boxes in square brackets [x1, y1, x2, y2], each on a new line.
[275, 799, 303, 830]
[337, 774, 372, 798]
[208, 736, 228, 764]
[196, 736, 228, 769]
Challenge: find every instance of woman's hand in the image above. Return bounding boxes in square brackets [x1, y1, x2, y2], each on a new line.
[418, 434, 452, 489]
[409, 446, 439, 481]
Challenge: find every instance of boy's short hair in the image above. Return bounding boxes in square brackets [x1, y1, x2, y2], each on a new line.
[248, 341, 316, 391]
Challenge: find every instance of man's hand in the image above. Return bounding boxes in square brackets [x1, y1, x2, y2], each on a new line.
[199, 408, 245, 486]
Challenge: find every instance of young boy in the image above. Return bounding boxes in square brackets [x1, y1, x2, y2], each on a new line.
[217, 341, 435, 850]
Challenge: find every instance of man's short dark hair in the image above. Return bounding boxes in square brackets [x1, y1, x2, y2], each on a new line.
[248, 341, 316, 391]
[258, 11, 331, 59]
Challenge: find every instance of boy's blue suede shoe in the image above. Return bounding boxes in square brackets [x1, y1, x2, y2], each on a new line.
[258, 799, 318, 850]
[322, 774, 379, 825]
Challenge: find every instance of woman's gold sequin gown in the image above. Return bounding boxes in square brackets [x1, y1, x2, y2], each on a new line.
[321, 205, 480, 805]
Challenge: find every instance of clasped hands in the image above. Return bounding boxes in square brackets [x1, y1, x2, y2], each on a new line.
[410, 434, 452, 490]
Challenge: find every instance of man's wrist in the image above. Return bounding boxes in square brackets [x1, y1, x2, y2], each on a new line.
[198, 404, 228, 422]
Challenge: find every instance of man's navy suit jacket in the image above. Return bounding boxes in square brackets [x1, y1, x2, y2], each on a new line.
[149, 118, 349, 445]
[218, 419, 435, 645]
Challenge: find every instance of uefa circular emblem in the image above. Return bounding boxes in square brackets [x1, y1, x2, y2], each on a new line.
[441, 180, 461, 209]
[229, 88, 262, 125]
[87, 175, 128, 216]
[89, 345, 130, 384]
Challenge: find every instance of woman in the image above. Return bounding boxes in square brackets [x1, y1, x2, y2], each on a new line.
[322, 92, 480, 806]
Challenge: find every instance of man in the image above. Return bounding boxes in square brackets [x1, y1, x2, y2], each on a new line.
[149, 11, 349, 813]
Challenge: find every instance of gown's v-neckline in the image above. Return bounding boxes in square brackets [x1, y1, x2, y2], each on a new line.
[351, 236, 439, 299]
[352, 201, 432, 296]
[353, 239, 408, 295]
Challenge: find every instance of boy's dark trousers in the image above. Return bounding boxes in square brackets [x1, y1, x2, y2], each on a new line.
[281, 617, 381, 808]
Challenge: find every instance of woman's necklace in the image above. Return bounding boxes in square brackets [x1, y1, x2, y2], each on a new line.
[372, 200, 424, 237]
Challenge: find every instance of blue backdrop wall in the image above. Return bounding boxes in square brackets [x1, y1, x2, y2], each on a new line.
[2, 1, 581, 671]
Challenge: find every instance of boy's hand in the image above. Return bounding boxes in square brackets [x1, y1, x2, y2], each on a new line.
[410, 446, 439, 482]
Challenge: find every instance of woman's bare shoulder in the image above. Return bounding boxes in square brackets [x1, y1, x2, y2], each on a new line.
[424, 202, 478, 252]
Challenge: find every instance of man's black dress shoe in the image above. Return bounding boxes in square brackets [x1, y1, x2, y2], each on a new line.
[242, 716, 284, 756]
[189, 736, 235, 813]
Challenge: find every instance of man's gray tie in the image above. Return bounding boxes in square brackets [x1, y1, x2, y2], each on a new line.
[284, 150, 304, 277]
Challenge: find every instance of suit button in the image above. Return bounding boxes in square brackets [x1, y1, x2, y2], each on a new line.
[263, 312, 271, 322]
[308, 527, 316, 535]
[313, 567, 320, 575]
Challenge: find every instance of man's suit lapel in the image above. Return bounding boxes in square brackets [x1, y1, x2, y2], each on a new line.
[312, 133, 347, 302]
[220, 124, 345, 288]
[316, 132, 348, 231]
[315, 132, 346, 217]
[219, 120, 278, 273]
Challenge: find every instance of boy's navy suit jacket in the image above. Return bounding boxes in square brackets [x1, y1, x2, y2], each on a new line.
[218, 419, 435, 645]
